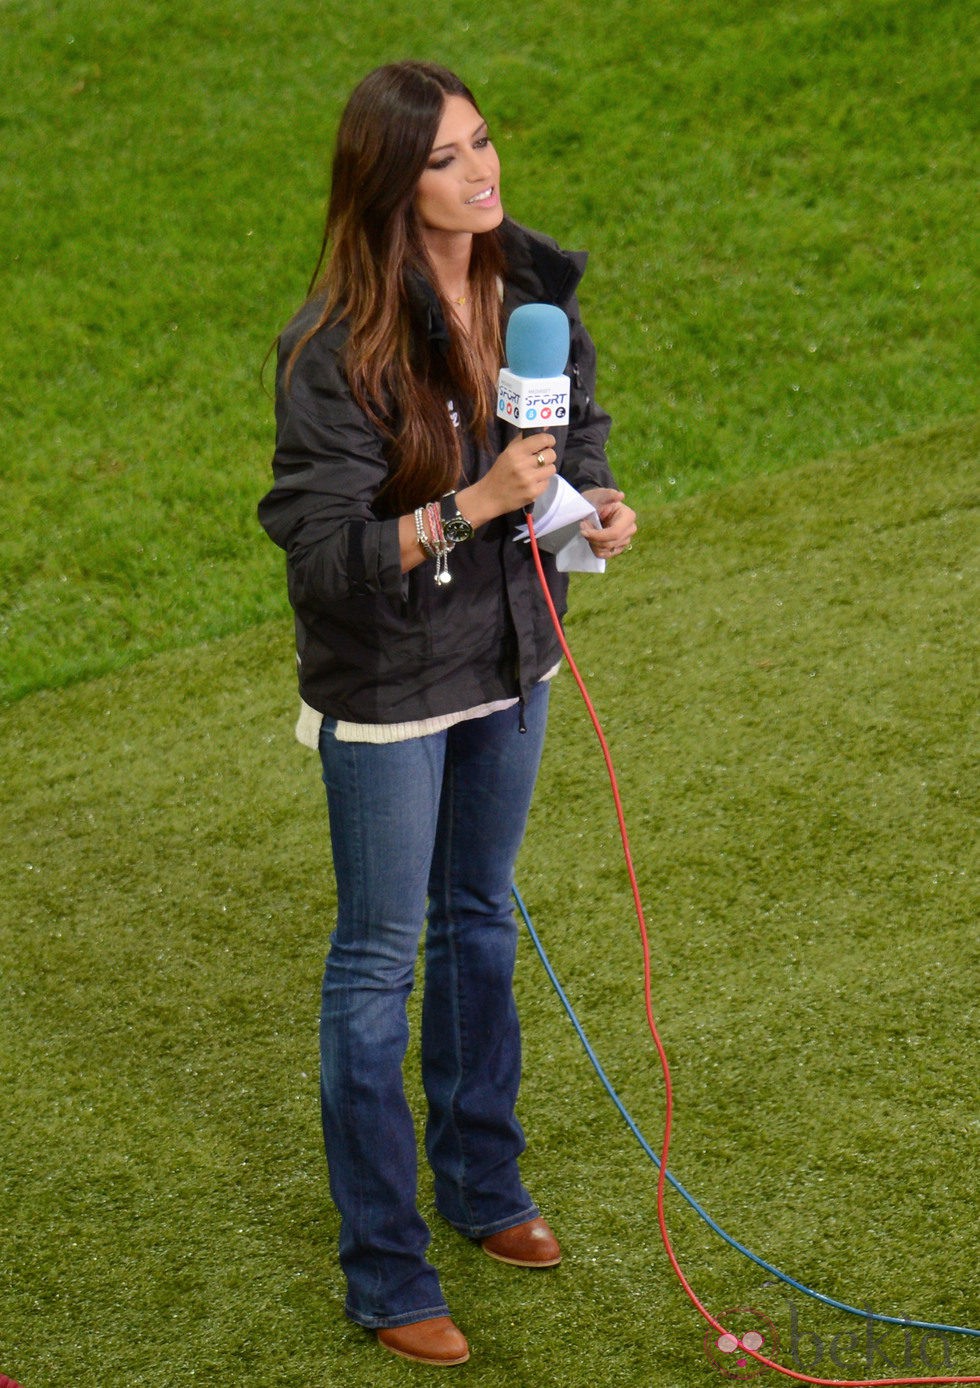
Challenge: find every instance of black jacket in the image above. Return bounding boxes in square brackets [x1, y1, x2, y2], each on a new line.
[257, 219, 614, 724]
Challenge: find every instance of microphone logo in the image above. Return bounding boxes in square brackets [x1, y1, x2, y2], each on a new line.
[496, 371, 569, 429]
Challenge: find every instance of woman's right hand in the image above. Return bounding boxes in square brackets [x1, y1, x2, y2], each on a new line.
[457, 433, 557, 527]
[398, 433, 558, 573]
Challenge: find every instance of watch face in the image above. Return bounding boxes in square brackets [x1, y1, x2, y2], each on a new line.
[443, 514, 474, 543]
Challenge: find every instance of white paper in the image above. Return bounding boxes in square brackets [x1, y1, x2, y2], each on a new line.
[513, 474, 606, 573]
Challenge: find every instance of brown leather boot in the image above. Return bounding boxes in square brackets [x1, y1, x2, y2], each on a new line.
[377, 1315, 470, 1365]
[481, 1216, 562, 1267]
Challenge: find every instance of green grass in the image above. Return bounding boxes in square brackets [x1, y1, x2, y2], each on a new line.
[3, 1, 978, 1380]
[2, 418, 977, 1386]
[2, 0, 977, 702]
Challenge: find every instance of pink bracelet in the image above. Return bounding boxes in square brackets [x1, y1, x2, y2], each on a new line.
[426, 502, 453, 586]
[414, 502, 454, 585]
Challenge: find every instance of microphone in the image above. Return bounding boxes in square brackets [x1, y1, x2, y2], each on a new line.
[496, 303, 571, 435]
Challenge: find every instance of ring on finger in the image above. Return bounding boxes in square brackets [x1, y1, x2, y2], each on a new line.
[535, 451, 548, 467]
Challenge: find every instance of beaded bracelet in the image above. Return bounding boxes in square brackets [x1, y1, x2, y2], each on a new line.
[414, 505, 436, 558]
[413, 503, 455, 585]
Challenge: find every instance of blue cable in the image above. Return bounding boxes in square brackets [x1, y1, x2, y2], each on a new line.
[512, 883, 980, 1343]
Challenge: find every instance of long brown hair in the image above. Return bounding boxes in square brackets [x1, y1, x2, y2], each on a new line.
[287, 62, 505, 514]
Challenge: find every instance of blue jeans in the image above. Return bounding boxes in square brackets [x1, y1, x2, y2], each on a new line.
[317, 682, 550, 1329]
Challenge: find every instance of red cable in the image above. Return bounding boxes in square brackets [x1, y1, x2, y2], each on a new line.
[527, 515, 979, 1386]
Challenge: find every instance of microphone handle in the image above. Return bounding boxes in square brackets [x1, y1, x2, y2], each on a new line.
[500, 419, 560, 511]
[520, 424, 562, 513]
[521, 427, 538, 514]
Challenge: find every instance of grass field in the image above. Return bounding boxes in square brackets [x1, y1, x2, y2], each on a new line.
[1, 0, 976, 702]
[2, 0, 978, 1383]
[2, 418, 978, 1385]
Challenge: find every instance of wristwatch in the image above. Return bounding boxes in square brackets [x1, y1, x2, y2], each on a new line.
[440, 493, 475, 544]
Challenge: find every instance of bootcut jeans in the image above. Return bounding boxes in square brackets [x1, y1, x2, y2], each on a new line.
[316, 681, 550, 1329]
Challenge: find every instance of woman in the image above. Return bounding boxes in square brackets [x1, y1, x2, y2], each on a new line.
[258, 60, 636, 1366]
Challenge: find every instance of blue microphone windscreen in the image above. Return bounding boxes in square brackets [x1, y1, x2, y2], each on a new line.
[505, 303, 570, 379]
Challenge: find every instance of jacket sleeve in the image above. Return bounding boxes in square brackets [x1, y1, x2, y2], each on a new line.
[560, 294, 616, 495]
[256, 331, 405, 609]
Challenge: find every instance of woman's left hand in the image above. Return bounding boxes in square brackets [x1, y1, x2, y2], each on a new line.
[579, 488, 637, 560]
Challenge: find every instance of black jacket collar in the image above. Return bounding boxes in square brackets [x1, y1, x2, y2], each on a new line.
[498, 217, 587, 307]
[407, 218, 588, 352]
